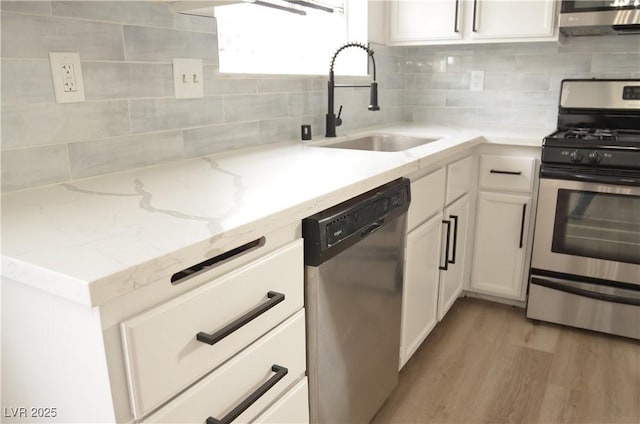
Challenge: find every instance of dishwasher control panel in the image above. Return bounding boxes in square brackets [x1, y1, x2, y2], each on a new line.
[302, 178, 410, 266]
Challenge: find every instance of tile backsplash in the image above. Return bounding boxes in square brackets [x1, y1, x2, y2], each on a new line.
[1, 1, 639, 193]
[405, 36, 640, 127]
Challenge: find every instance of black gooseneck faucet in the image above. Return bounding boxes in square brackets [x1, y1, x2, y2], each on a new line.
[326, 42, 379, 137]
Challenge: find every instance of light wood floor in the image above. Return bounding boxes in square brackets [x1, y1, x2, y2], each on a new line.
[372, 297, 640, 424]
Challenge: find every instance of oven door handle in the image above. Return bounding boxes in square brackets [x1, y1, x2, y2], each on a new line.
[531, 277, 640, 307]
[540, 168, 640, 186]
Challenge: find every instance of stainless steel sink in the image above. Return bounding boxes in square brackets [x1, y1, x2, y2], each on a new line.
[320, 134, 440, 152]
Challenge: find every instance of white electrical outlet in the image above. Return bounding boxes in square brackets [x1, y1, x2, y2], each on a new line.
[49, 52, 85, 103]
[173, 58, 204, 99]
[470, 70, 485, 92]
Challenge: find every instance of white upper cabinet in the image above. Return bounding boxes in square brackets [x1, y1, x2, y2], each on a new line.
[471, 0, 557, 40]
[389, 0, 462, 43]
[387, 0, 558, 45]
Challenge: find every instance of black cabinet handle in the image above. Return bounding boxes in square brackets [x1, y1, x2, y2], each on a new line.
[205, 365, 288, 424]
[519, 204, 527, 249]
[454, 0, 460, 33]
[440, 220, 451, 271]
[196, 292, 285, 345]
[472, 0, 478, 32]
[448, 215, 459, 264]
[490, 169, 522, 175]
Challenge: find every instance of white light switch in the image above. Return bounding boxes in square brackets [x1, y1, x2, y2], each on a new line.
[49, 52, 86, 103]
[173, 58, 204, 99]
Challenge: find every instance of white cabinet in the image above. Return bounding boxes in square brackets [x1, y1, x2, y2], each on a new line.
[400, 212, 443, 368]
[400, 155, 474, 368]
[471, 151, 538, 301]
[388, 0, 558, 45]
[438, 193, 471, 320]
[471, 192, 531, 299]
[1, 223, 307, 423]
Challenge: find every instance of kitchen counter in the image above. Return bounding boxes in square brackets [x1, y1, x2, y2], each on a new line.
[1, 125, 549, 307]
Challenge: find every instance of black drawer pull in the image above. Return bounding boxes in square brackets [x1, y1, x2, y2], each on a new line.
[449, 215, 459, 265]
[519, 204, 527, 249]
[489, 169, 522, 175]
[439, 220, 451, 271]
[490, 169, 522, 175]
[196, 291, 285, 345]
[206, 364, 288, 424]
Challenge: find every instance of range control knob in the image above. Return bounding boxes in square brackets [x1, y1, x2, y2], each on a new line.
[588, 151, 603, 164]
[569, 150, 583, 163]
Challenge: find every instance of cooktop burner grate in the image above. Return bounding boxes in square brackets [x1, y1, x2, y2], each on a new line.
[564, 128, 618, 141]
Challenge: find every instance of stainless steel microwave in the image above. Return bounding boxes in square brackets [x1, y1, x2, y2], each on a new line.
[559, 0, 640, 36]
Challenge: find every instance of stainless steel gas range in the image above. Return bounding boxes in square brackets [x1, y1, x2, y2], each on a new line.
[527, 79, 640, 340]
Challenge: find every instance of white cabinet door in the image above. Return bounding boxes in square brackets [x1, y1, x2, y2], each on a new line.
[389, 0, 462, 43]
[400, 212, 443, 369]
[438, 193, 471, 321]
[471, 191, 531, 299]
[472, 0, 557, 39]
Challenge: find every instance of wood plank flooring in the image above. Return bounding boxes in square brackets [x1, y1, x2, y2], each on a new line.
[372, 297, 640, 424]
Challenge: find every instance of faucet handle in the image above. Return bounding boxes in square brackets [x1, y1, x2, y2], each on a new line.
[336, 105, 343, 127]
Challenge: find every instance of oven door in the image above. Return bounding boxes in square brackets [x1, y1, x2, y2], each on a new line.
[532, 177, 640, 286]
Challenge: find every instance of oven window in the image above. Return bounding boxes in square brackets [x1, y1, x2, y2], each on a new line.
[552, 189, 640, 265]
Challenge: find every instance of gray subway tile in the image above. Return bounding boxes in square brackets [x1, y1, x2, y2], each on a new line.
[68, 131, 183, 178]
[430, 73, 471, 90]
[406, 91, 447, 107]
[411, 106, 477, 126]
[484, 73, 550, 91]
[445, 91, 512, 108]
[130, 97, 224, 133]
[288, 92, 325, 116]
[123, 25, 218, 63]
[559, 35, 640, 54]
[52, 1, 174, 28]
[183, 122, 261, 157]
[258, 78, 312, 93]
[591, 53, 640, 74]
[476, 106, 551, 128]
[174, 13, 217, 33]
[204, 71, 257, 95]
[83, 62, 174, 100]
[1, 12, 124, 60]
[1, 1, 51, 15]
[2, 101, 130, 148]
[1, 59, 55, 105]
[223, 94, 289, 123]
[514, 54, 591, 73]
[1, 145, 69, 192]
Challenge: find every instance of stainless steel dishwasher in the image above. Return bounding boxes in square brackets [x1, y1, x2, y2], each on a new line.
[302, 178, 410, 424]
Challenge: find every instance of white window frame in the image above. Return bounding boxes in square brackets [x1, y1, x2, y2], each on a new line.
[214, 0, 369, 76]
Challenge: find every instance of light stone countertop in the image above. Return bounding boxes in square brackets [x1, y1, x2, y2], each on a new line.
[1, 124, 550, 307]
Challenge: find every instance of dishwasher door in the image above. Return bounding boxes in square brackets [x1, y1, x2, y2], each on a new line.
[303, 178, 409, 424]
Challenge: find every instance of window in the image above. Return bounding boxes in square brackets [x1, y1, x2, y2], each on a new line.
[215, 0, 368, 76]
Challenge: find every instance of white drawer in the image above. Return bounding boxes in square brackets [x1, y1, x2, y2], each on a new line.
[121, 240, 304, 418]
[253, 377, 309, 424]
[407, 168, 445, 231]
[446, 155, 473, 205]
[142, 310, 307, 423]
[479, 155, 536, 193]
